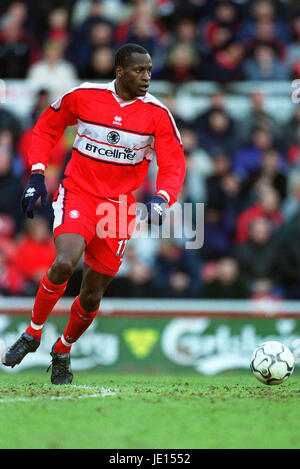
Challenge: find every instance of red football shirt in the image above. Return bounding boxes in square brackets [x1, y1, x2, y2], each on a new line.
[29, 80, 186, 206]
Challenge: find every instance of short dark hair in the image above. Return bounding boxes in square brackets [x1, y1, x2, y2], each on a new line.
[114, 43, 149, 69]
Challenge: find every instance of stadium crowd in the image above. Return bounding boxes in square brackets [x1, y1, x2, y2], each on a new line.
[1, 0, 300, 300]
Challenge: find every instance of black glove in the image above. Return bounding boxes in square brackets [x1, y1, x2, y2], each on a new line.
[21, 173, 48, 219]
[145, 195, 168, 226]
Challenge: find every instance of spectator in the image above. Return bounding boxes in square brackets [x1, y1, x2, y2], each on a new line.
[238, 90, 282, 143]
[202, 257, 248, 299]
[0, 214, 15, 249]
[180, 125, 213, 204]
[243, 42, 290, 80]
[251, 277, 283, 300]
[283, 160, 300, 221]
[71, 0, 128, 28]
[203, 41, 245, 81]
[221, 171, 249, 231]
[235, 216, 278, 290]
[233, 126, 275, 180]
[106, 243, 155, 298]
[239, 0, 290, 45]
[172, 0, 206, 21]
[287, 13, 300, 72]
[202, 23, 233, 56]
[79, 45, 115, 79]
[196, 108, 239, 156]
[45, 7, 70, 45]
[202, 206, 233, 260]
[126, 12, 162, 59]
[206, 152, 233, 207]
[115, 1, 168, 78]
[27, 38, 78, 100]
[22, 88, 51, 128]
[0, 129, 23, 229]
[292, 58, 300, 79]
[194, 90, 226, 131]
[235, 185, 283, 243]
[174, 17, 198, 46]
[127, 257, 155, 298]
[14, 217, 56, 290]
[0, 104, 21, 142]
[194, 91, 231, 145]
[0, 1, 40, 78]
[155, 0, 176, 24]
[0, 245, 26, 295]
[162, 42, 200, 82]
[244, 148, 287, 201]
[88, 19, 115, 47]
[0, 214, 16, 262]
[206, 155, 247, 235]
[74, 20, 115, 74]
[152, 239, 195, 298]
[274, 213, 300, 298]
[115, 0, 167, 47]
[201, 1, 241, 53]
[243, 17, 287, 61]
[287, 129, 300, 167]
[283, 104, 300, 148]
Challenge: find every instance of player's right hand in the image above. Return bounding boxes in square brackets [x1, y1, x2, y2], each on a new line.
[21, 173, 48, 219]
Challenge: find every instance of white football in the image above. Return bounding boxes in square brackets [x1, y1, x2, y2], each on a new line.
[250, 341, 295, 385]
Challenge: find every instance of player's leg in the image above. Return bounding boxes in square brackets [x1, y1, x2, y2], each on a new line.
[48, 233, 86, 284]
[56, 262, 113, 351]
[49, 263, 113, 384]
[27, 233, 86, 337]
[47, 194, 133, 384]
[3, 233, 86, 368]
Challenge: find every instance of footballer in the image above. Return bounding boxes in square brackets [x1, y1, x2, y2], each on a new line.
[3, 44, 186, 384]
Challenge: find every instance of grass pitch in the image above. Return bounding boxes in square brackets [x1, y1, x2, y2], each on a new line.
[0, 371, 299, 449]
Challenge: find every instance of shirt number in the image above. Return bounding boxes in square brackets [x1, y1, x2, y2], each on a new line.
[116, 239, 128, 257]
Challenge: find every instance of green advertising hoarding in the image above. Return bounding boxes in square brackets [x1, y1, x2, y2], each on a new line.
[0, 314, 299, 374]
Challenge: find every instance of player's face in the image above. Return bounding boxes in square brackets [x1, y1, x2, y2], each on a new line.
[116, 53, 152, 99]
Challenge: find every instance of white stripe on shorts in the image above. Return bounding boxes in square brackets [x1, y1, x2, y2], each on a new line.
[52, 184, 65, 230]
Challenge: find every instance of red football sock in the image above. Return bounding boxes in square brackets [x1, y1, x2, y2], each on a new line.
[54, 296, 98, 354]
[26, 273, 68, 341]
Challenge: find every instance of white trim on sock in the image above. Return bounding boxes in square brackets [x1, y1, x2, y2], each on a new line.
[30, 321, 43, 330]
[61, 335, 72, 347]
[42, 283, 56, 293]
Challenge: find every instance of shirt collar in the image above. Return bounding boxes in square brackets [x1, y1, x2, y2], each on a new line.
[107, 79, 146, 106]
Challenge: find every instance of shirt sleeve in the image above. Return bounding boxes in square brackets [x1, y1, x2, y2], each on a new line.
[153, 106, 186, 206]
[28, 89, 78, 172]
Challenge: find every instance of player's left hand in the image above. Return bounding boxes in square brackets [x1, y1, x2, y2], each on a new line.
[144, 195, 168, 226]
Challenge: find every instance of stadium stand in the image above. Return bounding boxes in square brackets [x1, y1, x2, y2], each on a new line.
[1, 0, 300, 301]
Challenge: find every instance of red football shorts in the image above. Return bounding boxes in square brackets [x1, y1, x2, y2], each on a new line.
[52, 182, 136, 276]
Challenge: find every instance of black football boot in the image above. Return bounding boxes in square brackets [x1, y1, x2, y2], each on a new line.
[47, 339, 73, 385]
[3, 332, 40, 368]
